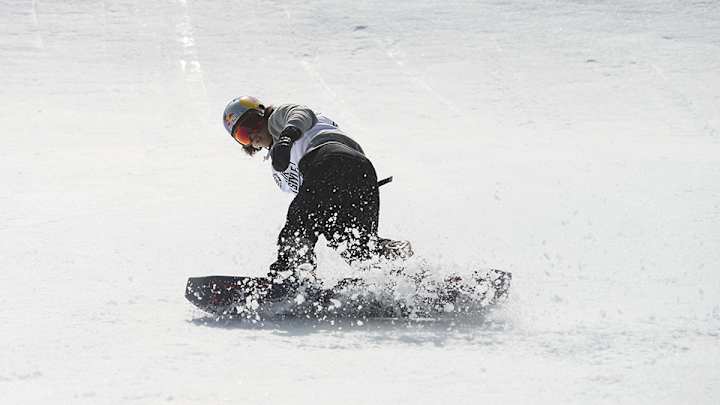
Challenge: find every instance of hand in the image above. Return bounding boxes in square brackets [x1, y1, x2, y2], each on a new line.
[280, 125, 302, 141]
[271, 126, 302, 171]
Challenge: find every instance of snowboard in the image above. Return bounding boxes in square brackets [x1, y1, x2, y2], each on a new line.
[185, 269, 511, 320]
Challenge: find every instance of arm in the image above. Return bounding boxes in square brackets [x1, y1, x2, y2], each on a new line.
[270, 104, 317, 172]
[268, 104, 317, 136]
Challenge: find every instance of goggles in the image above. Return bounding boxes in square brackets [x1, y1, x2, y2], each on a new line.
[231, 111, 263, 146]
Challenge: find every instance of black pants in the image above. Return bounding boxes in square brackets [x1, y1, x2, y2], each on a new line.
[275, 142, 380, 270]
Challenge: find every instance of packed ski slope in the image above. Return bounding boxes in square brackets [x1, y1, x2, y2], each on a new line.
[2, 0, 719, 403]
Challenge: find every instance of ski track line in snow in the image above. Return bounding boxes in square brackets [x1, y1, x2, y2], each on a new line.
[485, 34, 538, 132]
[278, 4, 365, 130]
[176, 0, 210, 121]
[651, 62, 719, 137]
[98, 0, 108, 57]
[371, 16, 535, 132]
[30, 0, 44, 50]
[585, 3, 717, 137]
[374, 36, 462, 117]
[97, 0, 113, 85]
[0, 217, 68, 232]
[371, 11, 465, 118]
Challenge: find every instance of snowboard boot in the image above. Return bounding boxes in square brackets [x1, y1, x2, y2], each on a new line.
[376, 238, 414, 260]
[267, 261, 320, 301]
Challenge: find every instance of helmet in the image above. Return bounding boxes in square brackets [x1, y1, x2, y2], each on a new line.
[222, 95, 265, 135]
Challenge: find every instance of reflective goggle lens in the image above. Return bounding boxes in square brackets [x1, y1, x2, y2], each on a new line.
[232, 124, 252, 145]
[231, 112, 262, 146]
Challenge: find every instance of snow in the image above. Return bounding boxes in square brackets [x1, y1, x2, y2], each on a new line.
[2, 0, 719, 403]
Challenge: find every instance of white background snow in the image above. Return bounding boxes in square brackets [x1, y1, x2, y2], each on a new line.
[2, 0, 719, 403]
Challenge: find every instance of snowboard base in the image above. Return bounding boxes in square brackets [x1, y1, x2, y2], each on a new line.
[185, 269, 512, 320]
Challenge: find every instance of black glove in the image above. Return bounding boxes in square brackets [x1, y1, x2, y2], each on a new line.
[271, 126, 302, 172]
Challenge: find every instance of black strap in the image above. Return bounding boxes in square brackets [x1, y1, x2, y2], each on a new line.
[377, 176, 393, 187]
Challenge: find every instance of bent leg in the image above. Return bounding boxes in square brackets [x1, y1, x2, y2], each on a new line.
[272, 184, 320, 274]
[314, 156, 380, 264]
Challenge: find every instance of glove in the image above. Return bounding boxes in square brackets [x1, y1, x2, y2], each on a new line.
[271, 126, 302, 172]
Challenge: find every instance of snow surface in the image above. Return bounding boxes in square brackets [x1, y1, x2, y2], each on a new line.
[2, 0, 720, 403]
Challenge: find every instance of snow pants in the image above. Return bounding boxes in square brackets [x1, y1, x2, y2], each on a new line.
[273, 142, 380, 272]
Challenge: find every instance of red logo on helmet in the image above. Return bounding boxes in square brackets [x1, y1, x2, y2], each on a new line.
[224, 113, 235, 127]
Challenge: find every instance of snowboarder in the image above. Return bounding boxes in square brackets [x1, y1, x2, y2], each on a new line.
[222, 96, 413, 287]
